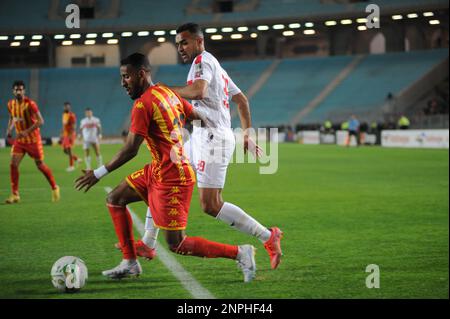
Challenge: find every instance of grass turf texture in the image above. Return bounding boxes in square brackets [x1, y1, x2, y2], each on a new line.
[0, 143, 448, 299]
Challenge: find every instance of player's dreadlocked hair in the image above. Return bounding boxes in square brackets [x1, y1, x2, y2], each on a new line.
[120, 53, 151, 71]
[176, 22, 203, 38]
[12, 80, 25, 88]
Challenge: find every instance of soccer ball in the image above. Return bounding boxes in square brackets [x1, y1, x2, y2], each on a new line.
[51, 256, 88, 293]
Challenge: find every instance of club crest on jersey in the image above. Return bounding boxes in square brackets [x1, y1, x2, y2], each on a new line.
[135, 101, 144, 109]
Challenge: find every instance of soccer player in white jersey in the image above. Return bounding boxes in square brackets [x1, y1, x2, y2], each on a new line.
[125, 23, 283, 270]
[79, 108, 103, 170]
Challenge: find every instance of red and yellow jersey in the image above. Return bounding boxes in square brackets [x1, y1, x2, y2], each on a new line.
[129, 84, 195, 185]
[7, 97, 41, 144]
[62, 112, 76, 137]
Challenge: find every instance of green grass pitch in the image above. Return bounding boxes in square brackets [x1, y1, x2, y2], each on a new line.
[0, 143, 448, 298]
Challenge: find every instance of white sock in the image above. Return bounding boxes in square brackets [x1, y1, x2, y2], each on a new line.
[85, 156, 91, 170]
[142, 207, 159, 249]
[97, 155, 103, 167]
[216, 202, 271, 243]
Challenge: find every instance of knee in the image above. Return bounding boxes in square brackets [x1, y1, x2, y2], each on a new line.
[106, 190, 127, 206]
[34, 160, 42, 167]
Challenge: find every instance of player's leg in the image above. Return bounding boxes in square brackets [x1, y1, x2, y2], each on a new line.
[5, 150, 25, 203]
[83, 143, 91, 170]
[164, 229, 256, 282]
[93, 142, 103, 167]
[30, 140, 59, 201]
[102, 180, 144, 279]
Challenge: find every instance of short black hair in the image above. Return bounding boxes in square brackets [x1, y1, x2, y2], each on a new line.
[120, 53, 151, 71]
[85, 107, 92, 111]
[176, 22, 203, 37]
[12, 80, 25, 89]
[64, 101, 71, 106]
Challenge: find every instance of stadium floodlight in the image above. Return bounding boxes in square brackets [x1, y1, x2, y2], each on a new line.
[429, 20, 440, 25]
[205, 28, 217, 33]
[62, 40, 73, 46]
[407, 13, 418, 19]
[423, 12, 434, 17]
[340, 19, 352, 25]
[102, 33, 114, 38]
[157, 37, 166, 43]
[30, 41, 40, 46]
[272, 24, 285, 30]
[325, 20, 337, 26]
[0, 36, 8, 40]
[121, 32, 133, 37]
[107, 39, 119, 44]
[230, 33, 243, 39]
[211, 34, 223, 40]
[54, 34, 65, 39]
[289, 23, 301, 29]
[137, 31, 150, 36]
[356, 18, 368, 23]
[237, 26, 248, 32]
[154, 30, 165, 36]
[222, 27, 233, 32]
[86, 33, 97, 38]
[14, 35, 25, 40]
[357, 25, 367, 31]
[10, 42, 21, 47]
[32, 35, 43, 40]
[392, 15, 403, 20]
[282, 30, 295, 36]
[257, 25, 269, 31]
[304, 22, 314, 28]
[70, 34, 81, 39]
[84, 40, 95, 45]
[250, 33, 258, 38]
[303, 29, 316, 35]
[170, 30, 177, 35]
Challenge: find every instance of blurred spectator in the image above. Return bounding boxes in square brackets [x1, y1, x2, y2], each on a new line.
[322, 120, 333, 133]
[397, 115, 410, 129]
[346, 115, 360, 147]
[341, 121, 349, 131]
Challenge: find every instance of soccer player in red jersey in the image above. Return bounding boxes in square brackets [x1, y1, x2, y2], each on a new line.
[75, 53, 256, 282]
[61, 102, 81, 172]
[5, 80, 60, 204]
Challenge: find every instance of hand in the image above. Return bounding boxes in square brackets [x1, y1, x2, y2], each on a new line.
[16, 131, 28, 139]
[75, 170, 99, 192]
[98, 134, 103, 140]
[77, 134, 82, 140]
[244, 135, 263, 158]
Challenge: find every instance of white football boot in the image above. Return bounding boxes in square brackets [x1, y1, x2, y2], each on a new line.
[102, 259, 142, 279]
[236, 245, 256, 283]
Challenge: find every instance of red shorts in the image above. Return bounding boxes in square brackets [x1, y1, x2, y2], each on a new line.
[126, 164, 194, 230]
[11, 139, 44, 161]
[61, 134, 75, 148]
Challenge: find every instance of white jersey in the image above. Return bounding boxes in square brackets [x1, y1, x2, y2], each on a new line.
[80, 116, 101, 142]
[187, 51, 241, 129]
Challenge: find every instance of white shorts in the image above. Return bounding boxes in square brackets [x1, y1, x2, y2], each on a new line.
[185, 127, 235, 189]
[83, 139, 99, 150]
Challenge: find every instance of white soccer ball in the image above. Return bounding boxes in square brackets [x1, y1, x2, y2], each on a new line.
[51, 256, 88, 293]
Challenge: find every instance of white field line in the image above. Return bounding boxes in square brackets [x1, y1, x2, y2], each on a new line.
[104, 186, 215, 299]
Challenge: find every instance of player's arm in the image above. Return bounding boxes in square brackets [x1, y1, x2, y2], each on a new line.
[169, 80, 208, 100]
[6, 115, 13, 137]
[17, 111, 44, 139]
[75, 132, 144, 192]
[97, 121, 103, 139]
[231, 92, 263, 158]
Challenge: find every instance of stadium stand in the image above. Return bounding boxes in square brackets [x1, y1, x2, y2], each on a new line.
[0, 0, 448, 32]
[1, 48, 447, 136]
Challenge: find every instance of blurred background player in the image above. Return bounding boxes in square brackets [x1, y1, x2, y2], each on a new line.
[135, 23, 283, 270]
[5, 80, 60, 204]
[61, 102, 81, 171]
[78, 107, 103, 170]
[75, 53, 256, 282]
[346, 114, 361, 147]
